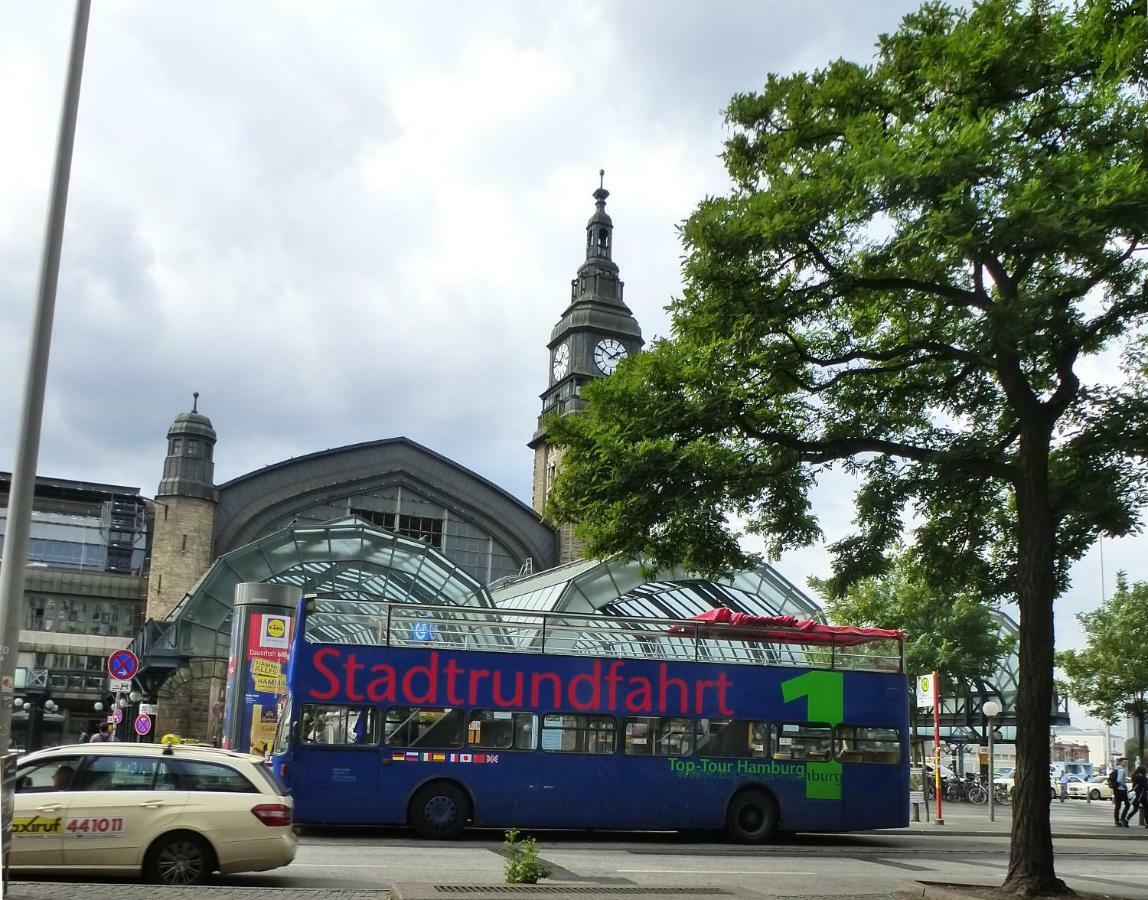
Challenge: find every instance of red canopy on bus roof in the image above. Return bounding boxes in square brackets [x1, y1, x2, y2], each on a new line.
[668, 607, 904, 646]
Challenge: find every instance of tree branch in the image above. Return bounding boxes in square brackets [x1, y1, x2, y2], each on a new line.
[802, 237, 989, 310]
[735, 418, 1015, 479]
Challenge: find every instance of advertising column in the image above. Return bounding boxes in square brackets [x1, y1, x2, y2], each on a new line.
[221, 583, 302, 753]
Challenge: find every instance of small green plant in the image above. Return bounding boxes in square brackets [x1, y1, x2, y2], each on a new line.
[504, 828, 551, 884]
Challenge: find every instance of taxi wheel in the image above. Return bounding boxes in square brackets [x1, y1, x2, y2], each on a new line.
[411, 782, 469, 839]
[145, 832, 215, 885]
[726, 789, 779, 844]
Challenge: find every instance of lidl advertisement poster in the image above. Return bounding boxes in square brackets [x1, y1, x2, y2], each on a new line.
[241, 612, 292, 753]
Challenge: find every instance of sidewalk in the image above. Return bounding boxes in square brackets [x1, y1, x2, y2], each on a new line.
[5, 885, 390, 900]
[889, 796, 1142, 839]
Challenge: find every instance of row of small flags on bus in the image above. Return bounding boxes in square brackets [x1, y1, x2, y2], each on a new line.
[392, 751, 501, 764]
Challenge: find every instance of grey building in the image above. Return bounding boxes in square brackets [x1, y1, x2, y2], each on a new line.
[0, 472, 151, 747]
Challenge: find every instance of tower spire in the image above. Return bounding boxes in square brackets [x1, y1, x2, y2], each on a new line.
[585, 168, 613, 263]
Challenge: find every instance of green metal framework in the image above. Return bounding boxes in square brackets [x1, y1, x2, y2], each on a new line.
[133, 517, 491, 662]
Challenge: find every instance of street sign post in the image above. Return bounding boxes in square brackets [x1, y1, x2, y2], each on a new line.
[915, 673, 933, 707]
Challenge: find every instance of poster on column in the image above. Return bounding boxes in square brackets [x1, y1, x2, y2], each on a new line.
[241, 612, 293, 754]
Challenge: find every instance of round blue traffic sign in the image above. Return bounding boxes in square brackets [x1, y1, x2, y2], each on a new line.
[108, 649, 139, 680]
[134, 714, 152, 736]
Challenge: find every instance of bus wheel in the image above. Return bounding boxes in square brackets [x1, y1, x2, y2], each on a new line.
[411, 782, 469, 839]
[726, 790, 779, 844]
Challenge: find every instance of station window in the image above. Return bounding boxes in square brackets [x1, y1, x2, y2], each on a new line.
[623, 717, 692, 756]
[466, 711, 537, 750]
[773, 722, 833, 761]
[299, 705, 380, 746]
[384, 707, 465, 748]
[836, 726, 901, 764]
[694, 719, 771, 759]
[540, 714, 616, 754]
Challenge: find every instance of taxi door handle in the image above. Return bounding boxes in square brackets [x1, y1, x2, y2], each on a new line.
[36, 803, 62, 812]
[138, 800, 165, 808]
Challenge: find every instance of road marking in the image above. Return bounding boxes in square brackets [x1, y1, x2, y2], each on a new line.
[617, 869, 815, 875]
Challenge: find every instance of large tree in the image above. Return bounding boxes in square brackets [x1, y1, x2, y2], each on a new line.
[1059, 573, 1148, 763]
[547, 1, 1148, 893]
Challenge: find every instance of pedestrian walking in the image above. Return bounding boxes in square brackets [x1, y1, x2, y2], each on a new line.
[1059, 770, 1070, 802]
[1111, 757, 1131, 826]
[88, 722, 113, 743]
[1124, 765, 1147, 827]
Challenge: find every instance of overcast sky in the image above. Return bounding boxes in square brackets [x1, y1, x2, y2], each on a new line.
[2, 2, 1144, 729]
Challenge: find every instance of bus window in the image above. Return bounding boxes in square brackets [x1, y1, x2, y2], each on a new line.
[466, 711, 537, 750]
[773, 722, 833, 761]
[694, 719, 770, 758]
[624, 717, 692, 756]
[541, 714, 616, 754]
[836, 726, 901, 764]
[299, 705, 380, 745]
[384, 707, 465, 748]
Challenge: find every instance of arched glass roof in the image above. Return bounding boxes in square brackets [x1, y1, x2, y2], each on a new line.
[490, 555, 823, 620]
[141, 517, 492, 660]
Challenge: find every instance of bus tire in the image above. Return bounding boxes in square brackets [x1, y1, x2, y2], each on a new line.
[726, 789, 779, 844]
[410, 781, 470, 839]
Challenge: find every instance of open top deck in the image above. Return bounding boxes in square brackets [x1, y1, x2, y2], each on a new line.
[301, 597, 904, 674]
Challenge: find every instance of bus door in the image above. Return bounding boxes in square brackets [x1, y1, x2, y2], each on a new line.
[291, 704, 381, 824]
[534, 714, 617, 828]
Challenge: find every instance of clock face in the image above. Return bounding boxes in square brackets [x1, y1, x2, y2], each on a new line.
[552, 343, 570, 380]
[594, 338, 627, 375]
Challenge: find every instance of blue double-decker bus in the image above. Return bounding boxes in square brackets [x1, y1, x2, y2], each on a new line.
[270, 598, 907, 841]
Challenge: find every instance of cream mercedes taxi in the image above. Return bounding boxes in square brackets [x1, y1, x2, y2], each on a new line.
[10, 741, 295, 884]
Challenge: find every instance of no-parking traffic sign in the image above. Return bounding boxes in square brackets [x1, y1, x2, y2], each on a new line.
[107, 649, 139, 681]
[134, 714, 152, 736]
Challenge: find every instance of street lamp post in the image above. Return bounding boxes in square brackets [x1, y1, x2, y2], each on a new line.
[14, 695, 57, 752]
[984, 700, 1002, 822]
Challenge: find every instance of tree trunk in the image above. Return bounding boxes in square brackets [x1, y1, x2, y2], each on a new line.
[1003, 429, 1068, 895]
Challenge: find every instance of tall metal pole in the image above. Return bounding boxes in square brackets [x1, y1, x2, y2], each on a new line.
[933, 670, 944, 826]
[0, 1, 91, 756]
[988, 723, 995, 822]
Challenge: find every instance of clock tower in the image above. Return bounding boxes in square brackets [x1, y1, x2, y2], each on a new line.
[530, 172, 644, 563]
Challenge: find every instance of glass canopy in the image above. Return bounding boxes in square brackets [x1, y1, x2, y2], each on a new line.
[139, 517, 492, 660]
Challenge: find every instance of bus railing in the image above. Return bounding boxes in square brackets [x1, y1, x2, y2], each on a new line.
[302, 598, 903, 674]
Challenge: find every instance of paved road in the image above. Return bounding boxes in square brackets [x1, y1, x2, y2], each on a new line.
[10, 797, 1148, 899]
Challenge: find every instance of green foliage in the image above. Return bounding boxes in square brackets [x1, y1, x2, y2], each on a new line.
[1059, 573, 1148, 728]
[546, 2, 1147, 889]
[504, 828, 551, 885]
[549, 0, 1148, 589]
[814, 552, 1014, 684]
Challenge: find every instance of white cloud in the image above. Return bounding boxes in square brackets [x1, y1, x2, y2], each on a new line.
[0, 0, 1143, 688]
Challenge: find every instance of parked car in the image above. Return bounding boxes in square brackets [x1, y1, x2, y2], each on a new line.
[9, 742, 295, 884]
[993, 773, 1060, 799]
[1068, 775, 1114, 801]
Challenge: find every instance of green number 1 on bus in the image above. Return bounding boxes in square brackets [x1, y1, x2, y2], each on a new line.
[781, 671, 843, 800]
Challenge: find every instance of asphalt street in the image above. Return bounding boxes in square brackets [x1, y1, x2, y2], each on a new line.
[10, 797, 1148, 899]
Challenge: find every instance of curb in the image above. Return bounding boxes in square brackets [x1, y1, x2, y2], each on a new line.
[894, 880, 999, 899]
